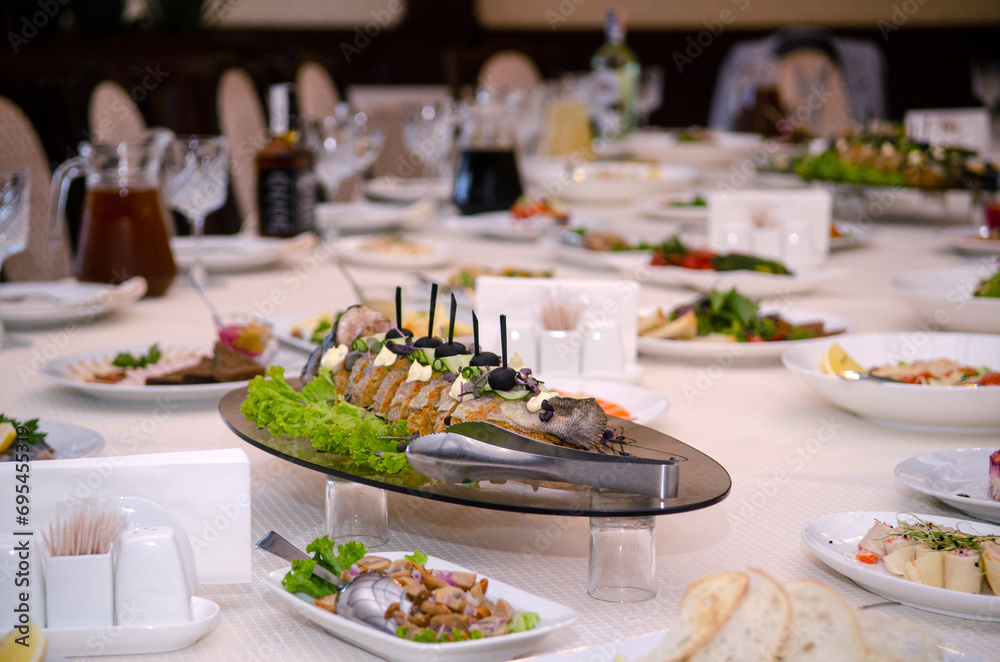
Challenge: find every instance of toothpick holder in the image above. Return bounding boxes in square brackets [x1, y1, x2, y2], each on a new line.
[43, 549, 115, 629]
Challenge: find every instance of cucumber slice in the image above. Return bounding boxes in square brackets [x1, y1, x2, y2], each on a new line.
[461, 366, 486, 380]
[351, 338, 368, 352]
[440, 354, 472, 374]
[493, 387, 530, 401]
[412, 348, 435, 365]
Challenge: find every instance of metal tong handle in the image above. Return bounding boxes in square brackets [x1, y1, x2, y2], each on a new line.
[407, 432, 677, 499]
[254, 530, 341, 585]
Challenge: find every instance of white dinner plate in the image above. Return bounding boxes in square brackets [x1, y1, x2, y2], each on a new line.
[262, 553, 577, 662]
[829, 221, 872, 250]
[314, 200, 433, 235]
[519, 631, 978, 661]
[329, 235, 453, 270]
[45, 597, 219, 656]
[624, 130, 763, 166]
[527, 162, 697, 204]
[634, 191, 709, 222]
[363, 176, 453, 203]
[37, 345, 269, 403]
[437, 211, 602, 243]
[540, 377, 668, 424]
[781, 332, 1000, 433]
[38, 420, 105, 459]
[893, 264, 1000, 334]
[271, 311, 335, 353]
[802, 511, 1000, 621]
[605, 251, 845, 298]
[637, 307, 853, 361]
[170, 233, 313, 273]
[895, 449, 1000, 525]
[0, 277, 147, 329]
[940, 226, 1000, 256]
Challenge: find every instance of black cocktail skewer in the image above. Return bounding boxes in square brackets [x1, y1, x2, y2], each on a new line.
[385, 286, 412, 339]
[487, 313, 517, 390]
[435, 293, 469, 357]
[414, 283, 441, 348]
[470, 311, 500, 366]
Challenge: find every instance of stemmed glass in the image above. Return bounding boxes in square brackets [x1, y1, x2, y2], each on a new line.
[637, 65, 665, 128]
[0, 169, 31, 350]
[163, 135, 229, 288]
[403, 100, 455, 179]
[971, 60, 1000, 140]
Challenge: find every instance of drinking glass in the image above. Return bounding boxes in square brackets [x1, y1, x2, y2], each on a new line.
[0, 169, 31, 350]
[164, 136, 229, 288]
[311, 112, 386, 203]
[403, 100, 455, 179]
[971, 60, 1000, 141]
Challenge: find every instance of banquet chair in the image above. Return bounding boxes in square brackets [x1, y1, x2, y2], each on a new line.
[296, 60, 341, 122]
[88, 80, 147, 144]
[478, 50, 542, 92]
[0, 96, 73, 281]
[217, 67, 268, 234]
[708, 28, 886, 136]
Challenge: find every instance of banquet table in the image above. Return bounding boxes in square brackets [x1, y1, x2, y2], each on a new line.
[3, 198, 1000, 661]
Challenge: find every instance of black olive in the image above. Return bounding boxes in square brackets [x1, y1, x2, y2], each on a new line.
[413, 336, 442, 348]
[470, 351, 501, 367]
[488, 367, 518, 391]
[396, 441, 409, 452]
[385, 327, 414, 340]
[434, 342, 470, 358]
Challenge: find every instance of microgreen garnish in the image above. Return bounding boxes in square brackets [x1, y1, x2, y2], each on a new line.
[112, 343, 162, 369]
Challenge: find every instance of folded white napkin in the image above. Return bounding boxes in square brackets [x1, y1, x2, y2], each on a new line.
[0, 448, 251, 584]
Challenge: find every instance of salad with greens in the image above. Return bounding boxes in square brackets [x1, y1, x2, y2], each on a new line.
[639, 288, 841, 342]
[974, 270, 1000, 298]
[284, 535, 541, 642]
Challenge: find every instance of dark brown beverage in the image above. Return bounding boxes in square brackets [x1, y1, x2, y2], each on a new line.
[452, 149, 523, 216]
[75, 187, 177, 297]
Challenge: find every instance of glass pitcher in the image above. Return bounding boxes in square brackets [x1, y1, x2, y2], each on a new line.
[51, 130, 177, 297]
[452, 93, 524, 216]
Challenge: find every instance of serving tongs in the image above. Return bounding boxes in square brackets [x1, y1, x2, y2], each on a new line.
[406, 421, 679, 499]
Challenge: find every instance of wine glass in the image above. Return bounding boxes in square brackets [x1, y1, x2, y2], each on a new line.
[0, 169, 31, 350]
[403, 100, 455, 179]
[637, 65, 664, 128]
[163, 136, 229, 288]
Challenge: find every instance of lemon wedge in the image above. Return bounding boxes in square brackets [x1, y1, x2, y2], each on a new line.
[822, 343, 864, 376]
[0, 422, 17, 454]
[0, 621, 47, 662]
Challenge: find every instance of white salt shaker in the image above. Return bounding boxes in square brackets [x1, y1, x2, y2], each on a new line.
[114, 526, 193, 627]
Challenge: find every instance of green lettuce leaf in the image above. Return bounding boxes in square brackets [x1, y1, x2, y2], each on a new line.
[281, 558, 339, 599]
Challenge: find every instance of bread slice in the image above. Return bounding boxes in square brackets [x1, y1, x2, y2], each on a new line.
[638, 571, 749, 662]
[777, 579, 867, 661]
[859, 613, 943, 662]
[687, 569, 791, 662]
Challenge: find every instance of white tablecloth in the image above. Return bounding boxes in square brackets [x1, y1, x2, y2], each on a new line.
[3, 204, 998, 661]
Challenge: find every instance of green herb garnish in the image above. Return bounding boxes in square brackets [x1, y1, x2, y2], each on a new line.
[112, 343, 162, 369]
[309, 319, 333, 344]
[894, 516, 999, 552]
[0, 414, 46, 446]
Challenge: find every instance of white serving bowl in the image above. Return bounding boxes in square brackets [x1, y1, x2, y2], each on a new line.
[781, 332, 1000, 432]
[893, 264, 1000, 334]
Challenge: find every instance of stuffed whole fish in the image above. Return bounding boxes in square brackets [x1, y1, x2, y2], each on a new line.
[302, 305, 608, 450]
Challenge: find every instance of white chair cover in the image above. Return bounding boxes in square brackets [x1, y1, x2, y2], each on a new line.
[0, 96, 73, 281]
[88, 80, 147, 144]
[478, 51, 542, 92]
[296, 61, 341, 122]
[217, 68, 267, 234]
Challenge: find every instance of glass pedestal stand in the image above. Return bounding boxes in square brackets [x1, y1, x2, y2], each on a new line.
[588, 515, 656, 602]
[325, 476, 388, 548]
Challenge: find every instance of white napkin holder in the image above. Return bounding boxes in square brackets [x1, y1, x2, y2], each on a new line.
[707, 189, 832, 269]
[904, 107, 990, 152]
[475, 277, 638, 379]
[0, 449, 252, 584]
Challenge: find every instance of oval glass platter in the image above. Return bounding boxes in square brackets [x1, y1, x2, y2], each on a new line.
[218, 382, 730, 517]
